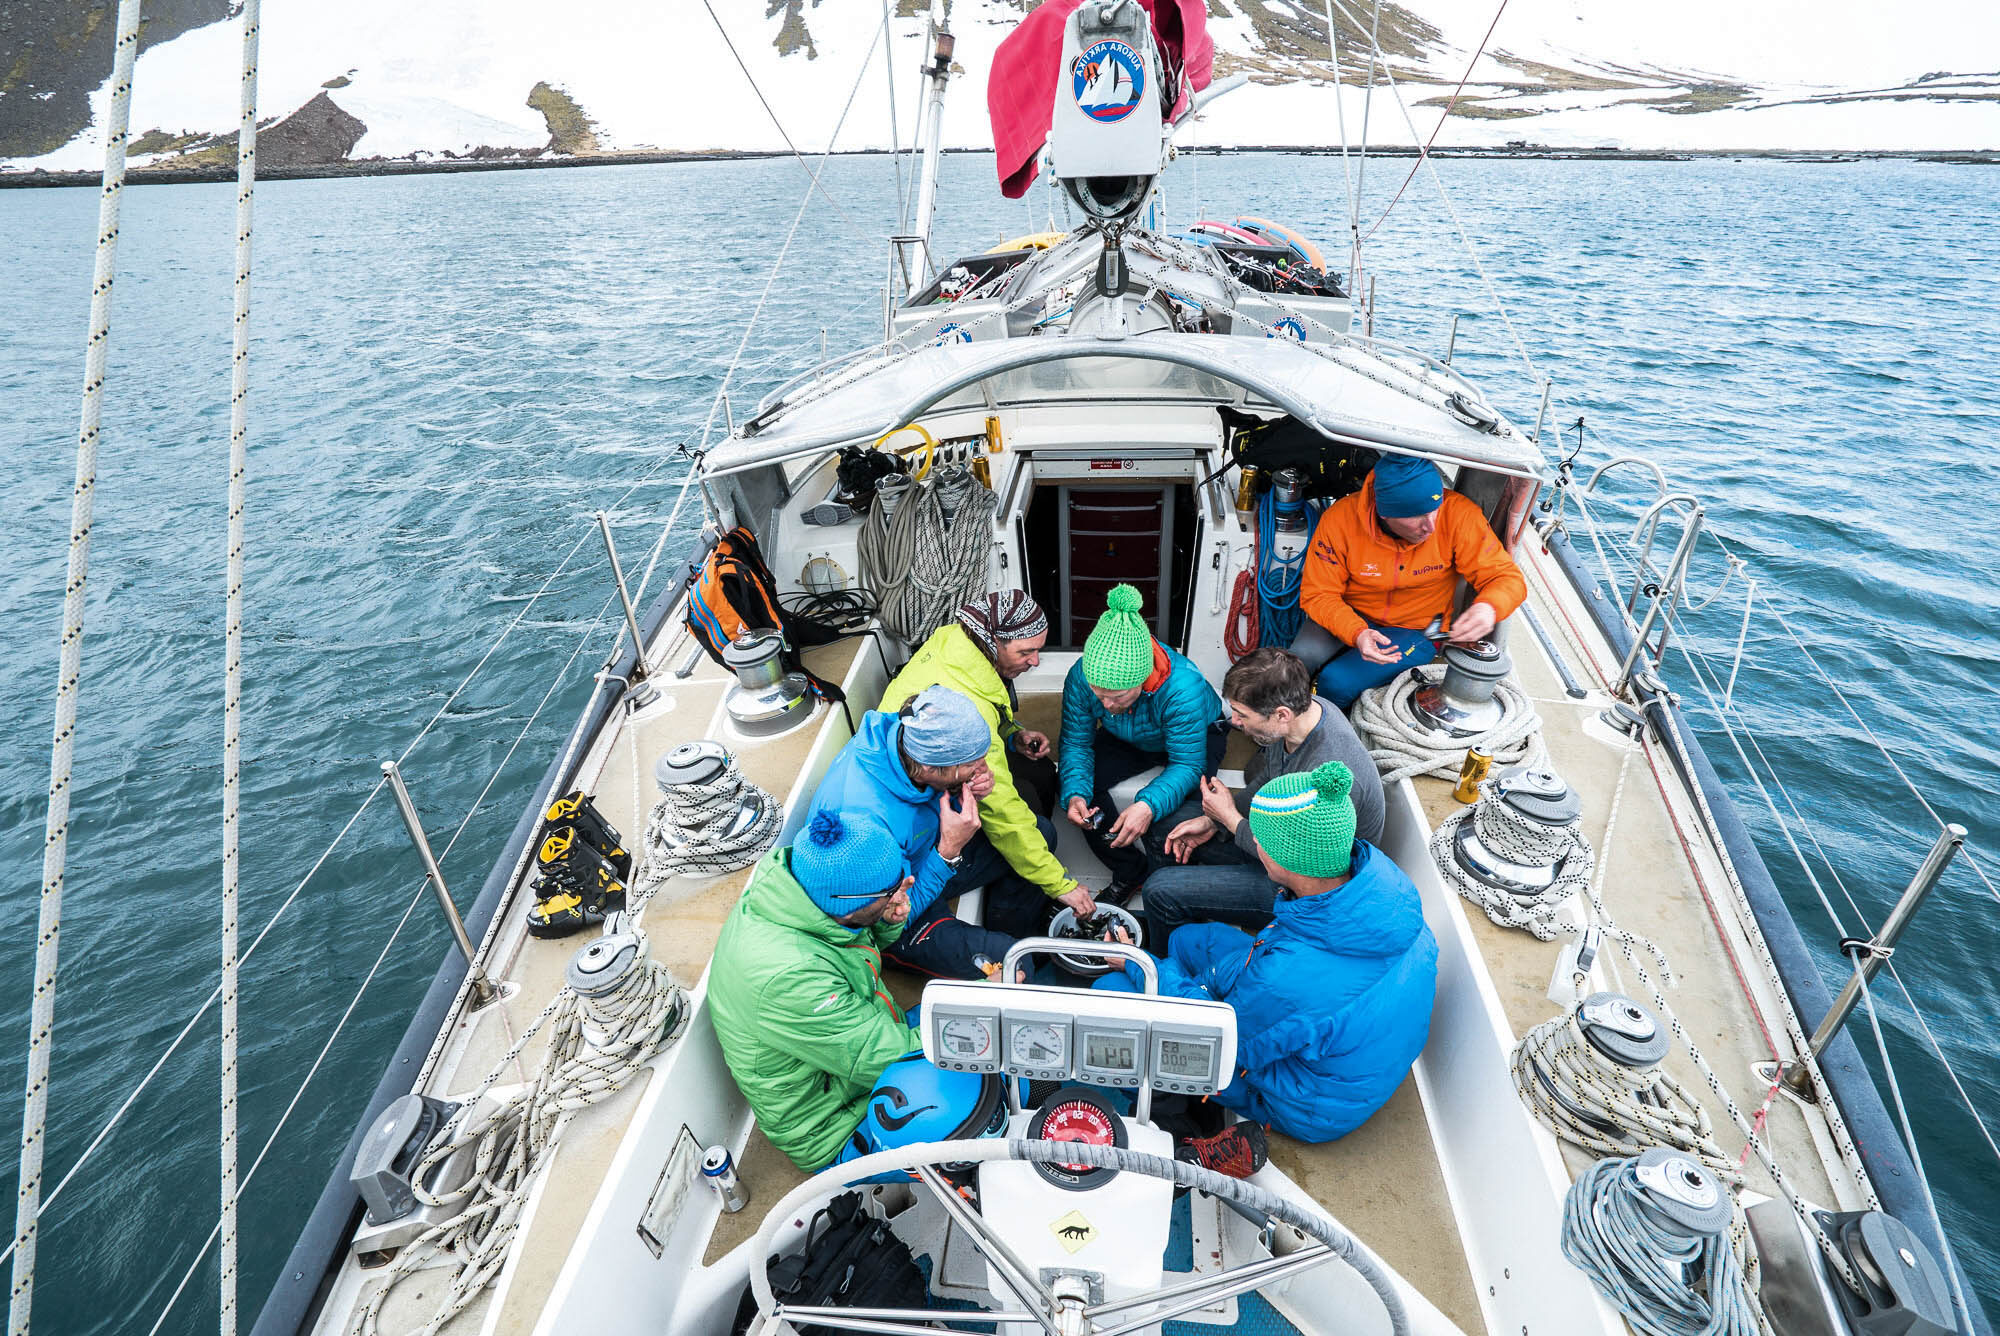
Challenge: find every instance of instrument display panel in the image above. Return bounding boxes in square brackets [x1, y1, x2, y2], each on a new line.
[1004, 1011, 1074, 1080]
[1150, 1024, 1224, 1095]
[1074, 1023, 1147, 1087]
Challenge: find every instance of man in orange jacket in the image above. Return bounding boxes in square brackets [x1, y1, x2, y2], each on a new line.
[1292, 455, 1525, 709]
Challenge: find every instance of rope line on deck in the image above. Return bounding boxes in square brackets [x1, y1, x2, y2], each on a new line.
[633, 755, 783, 896]
[10, 2, 145, 1329]
[1561, 1155, 1761, 1336]
[1430, 774, 1591, 940]
[218, 1, 261, 1329]
[1351, 664, 1544, 784]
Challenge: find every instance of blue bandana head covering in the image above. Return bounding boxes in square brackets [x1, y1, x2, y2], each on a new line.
[1372, 455, 1446, 519]
[899, 685, 991, 768]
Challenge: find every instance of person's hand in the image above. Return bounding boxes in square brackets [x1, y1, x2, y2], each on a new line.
[1198, 775, 1240, 831]
[1447, 601, 1499, 645]
[880, 875, 916, 925]
[1101, 923, 1133, 946]
[1057, 883, 1097, 917]
[1356, 627, 1403, 665]
[1014, 729, 1052, 760]
[1164, 815, 1217, 863]
[1065, 796, 1100, 829]
[1106, 802, 1153, 849]
[938, 783, 983, 860]
[966, 765, 997, 800]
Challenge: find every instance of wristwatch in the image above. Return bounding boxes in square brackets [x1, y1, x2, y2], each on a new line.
[940, 849, 964, 869]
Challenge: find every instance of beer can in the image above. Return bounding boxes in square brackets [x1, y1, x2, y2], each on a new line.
[702, 1145, 749, 1213]
[1235, 467, 1259, 513]
[1453, 748, 1493, 805]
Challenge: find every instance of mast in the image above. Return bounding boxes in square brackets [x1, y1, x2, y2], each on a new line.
[907, 0, 956, 294]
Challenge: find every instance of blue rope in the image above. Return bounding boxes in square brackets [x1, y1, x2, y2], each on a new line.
[1561, 1157, 1759, 1336]
[1255, 486, 1322, 648]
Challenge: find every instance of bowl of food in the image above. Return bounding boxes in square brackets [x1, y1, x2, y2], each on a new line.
[1045, 903, 1145, 978]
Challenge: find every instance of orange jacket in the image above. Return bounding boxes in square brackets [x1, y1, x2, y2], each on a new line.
[1300, 477, 1526, 646]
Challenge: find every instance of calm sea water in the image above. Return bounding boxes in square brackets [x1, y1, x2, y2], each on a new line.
[1, 153, 1995, 1331]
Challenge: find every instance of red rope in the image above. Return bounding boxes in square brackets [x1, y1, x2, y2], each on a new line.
[1226, 569, 1260, 661]
[1362, 0, 1511, 242]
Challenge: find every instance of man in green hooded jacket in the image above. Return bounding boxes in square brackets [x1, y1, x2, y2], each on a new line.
[709, 810, 920, 1171]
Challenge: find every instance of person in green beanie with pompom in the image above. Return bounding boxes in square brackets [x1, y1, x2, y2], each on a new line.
[1097, 761, 1438, 1144]
[1058, 584, 1226, 900]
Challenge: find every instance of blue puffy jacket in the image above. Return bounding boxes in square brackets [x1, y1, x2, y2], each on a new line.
[803, 710, 957, 919]
[1108, 841, 1438, 1141]
[1057, 644, 1222, 820]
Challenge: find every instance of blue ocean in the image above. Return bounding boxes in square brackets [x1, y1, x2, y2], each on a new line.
[1, 152, 1995, 1331]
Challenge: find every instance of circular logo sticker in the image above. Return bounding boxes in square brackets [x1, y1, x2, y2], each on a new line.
[1072, 40, 1145, 123]
[932, 322, 973, 346]
[1268, 316, 1306, 342]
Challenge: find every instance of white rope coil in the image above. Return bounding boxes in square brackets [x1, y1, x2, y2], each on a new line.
[1561, 1156, 1760, 1336]
[1512, 1004, 1734, 1184]
[356, 937, 688, 1336]
[859, 463, 999, 646]
[633, 758, 782, 896]
[1352, 664, 1544, 785]
[1429, 780, 1592, 939]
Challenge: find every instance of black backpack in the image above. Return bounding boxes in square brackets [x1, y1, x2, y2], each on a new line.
[730, 1192, 927, 1336]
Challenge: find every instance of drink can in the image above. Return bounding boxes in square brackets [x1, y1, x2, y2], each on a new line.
[702, 1145, 749, 1213]
[1453, 748, 1493, 804]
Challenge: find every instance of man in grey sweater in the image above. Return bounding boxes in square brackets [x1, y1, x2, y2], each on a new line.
[1140, 648, 1386, 948]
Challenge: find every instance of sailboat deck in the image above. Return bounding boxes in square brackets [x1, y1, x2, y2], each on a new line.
[331, 540, 1852, 1336]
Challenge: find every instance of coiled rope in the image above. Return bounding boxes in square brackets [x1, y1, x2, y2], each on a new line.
[1254, 487, 1321, 647]
[1429, 779, 1592, 939]
[357, 934, 689, 1336]
[1352, 663, 1544, 784]
[632, 756, 782, 895]
[11, 1, 145, 1329]
[1224, 569, 1260, 662]
[1512, 1004, 1734, 1184]
[1561, 1156, 1760, 1336]
[218, 2, 262, 1331]
[858, 463, 999, 646]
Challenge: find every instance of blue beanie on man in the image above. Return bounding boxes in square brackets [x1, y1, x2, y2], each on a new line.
[899, 685, 991, 767]
[1373, 455, 1446, 519]
[791, 811, 907, 919]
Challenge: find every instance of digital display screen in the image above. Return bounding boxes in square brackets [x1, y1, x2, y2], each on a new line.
[1084, 1033, 1137, 1072]
[1157, 1037, 1216, 1079]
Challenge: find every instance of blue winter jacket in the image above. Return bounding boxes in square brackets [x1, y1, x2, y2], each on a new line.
[1111, 841, 1438, 1141]
[802, 710, 958, 920]
[1057, 645, 1222, 820]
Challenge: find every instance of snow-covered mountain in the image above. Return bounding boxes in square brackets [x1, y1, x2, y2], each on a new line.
[3, 0, 1995, 174]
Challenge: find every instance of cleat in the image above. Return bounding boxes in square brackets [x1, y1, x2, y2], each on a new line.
[1176, 1122, 1268, 1180]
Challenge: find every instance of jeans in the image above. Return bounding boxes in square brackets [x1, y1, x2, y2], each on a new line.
[883, 815, 1063, 979]
[1077, 722, 1229, 889]
[1139, 863, 1280, 952]
[1289, 619, 1438, 710]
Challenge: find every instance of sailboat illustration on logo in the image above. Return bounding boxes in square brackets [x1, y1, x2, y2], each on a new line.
[1072, 40, 1145, 122]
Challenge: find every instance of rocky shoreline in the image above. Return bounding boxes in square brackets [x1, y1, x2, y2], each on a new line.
[3, 143, 1993, 190]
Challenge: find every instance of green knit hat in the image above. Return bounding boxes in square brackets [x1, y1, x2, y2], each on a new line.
[1082, 584, 1155, 690]
[1248, 762, 1357, 879]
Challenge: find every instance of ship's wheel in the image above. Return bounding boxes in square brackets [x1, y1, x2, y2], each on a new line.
[745, 1136, 1410, 1336]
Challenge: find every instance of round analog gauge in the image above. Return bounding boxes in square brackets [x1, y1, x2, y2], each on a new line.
[1011, 1021, 1065, 1066]
[940, 1016, 995, 1061]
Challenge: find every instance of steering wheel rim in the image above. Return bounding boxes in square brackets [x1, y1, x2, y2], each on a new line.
[746, 1135, 1409, 1336]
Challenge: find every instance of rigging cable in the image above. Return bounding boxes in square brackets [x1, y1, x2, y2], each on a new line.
[1362, 0, 1511, 241]
[10, 1, 144, 1329]
[218, 1, 262, 1330]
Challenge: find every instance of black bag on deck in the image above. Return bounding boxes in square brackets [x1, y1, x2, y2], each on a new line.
[1224, 409, 1378, 501]
[730, 1192, 927, 1336]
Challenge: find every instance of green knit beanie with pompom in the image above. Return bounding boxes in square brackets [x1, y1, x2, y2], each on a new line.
[1081, 584, 1155, 690]
[1247, 761, 1358, 879]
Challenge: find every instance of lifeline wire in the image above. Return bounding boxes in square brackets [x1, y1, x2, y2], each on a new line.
[218, 1, 261, 1329]
[11, 1, 144, 1330]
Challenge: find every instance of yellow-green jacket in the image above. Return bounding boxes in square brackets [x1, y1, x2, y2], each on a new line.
[880, 625, 1076, 900]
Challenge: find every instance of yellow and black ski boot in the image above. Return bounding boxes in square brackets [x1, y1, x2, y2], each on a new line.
[540, 791, 632, 877]
[526, 867, 627, 939]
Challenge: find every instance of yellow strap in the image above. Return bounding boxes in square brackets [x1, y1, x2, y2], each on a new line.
[873, 423, 939, 482]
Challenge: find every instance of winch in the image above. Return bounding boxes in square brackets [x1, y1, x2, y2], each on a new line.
[721, 631, 814, 736]
[652, 742, 767, 850]
[1451, 765, 1584, 900]
[1412, 639, 1514, 737]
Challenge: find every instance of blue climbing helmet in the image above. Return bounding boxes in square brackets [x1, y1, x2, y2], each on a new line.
[848, 1056, 1006, 1177]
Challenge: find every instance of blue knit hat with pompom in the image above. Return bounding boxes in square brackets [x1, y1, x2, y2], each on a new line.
[791, 810, 908, 918]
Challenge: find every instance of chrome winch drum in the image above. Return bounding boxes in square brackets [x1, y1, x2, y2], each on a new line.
[1413, 639, 1513, 737]
[654, 740, 729, 793]
[1450, 766, 1582, 899]
[721, 631, 813, 736]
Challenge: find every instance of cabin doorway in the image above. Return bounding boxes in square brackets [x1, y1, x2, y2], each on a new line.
[1022, 480, 1199, 650]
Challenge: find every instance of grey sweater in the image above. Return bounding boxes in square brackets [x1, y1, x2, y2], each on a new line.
[1230, 695, 1386, 854]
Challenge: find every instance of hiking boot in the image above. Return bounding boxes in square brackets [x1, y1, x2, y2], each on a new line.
[1097, 880, 1141, 907]
[1176, 1122, 1268, 1180]
[526, 879, 626, 939]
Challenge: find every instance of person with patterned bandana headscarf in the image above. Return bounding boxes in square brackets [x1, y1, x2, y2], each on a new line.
[882, 590, 1093, 939]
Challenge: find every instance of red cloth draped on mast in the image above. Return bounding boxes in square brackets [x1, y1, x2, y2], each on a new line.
[987, 0, 1213, 199]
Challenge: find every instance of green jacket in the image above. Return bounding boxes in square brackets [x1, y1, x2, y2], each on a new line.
[880, 625, 1076, 900]
[708, 847, 915, 1171]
